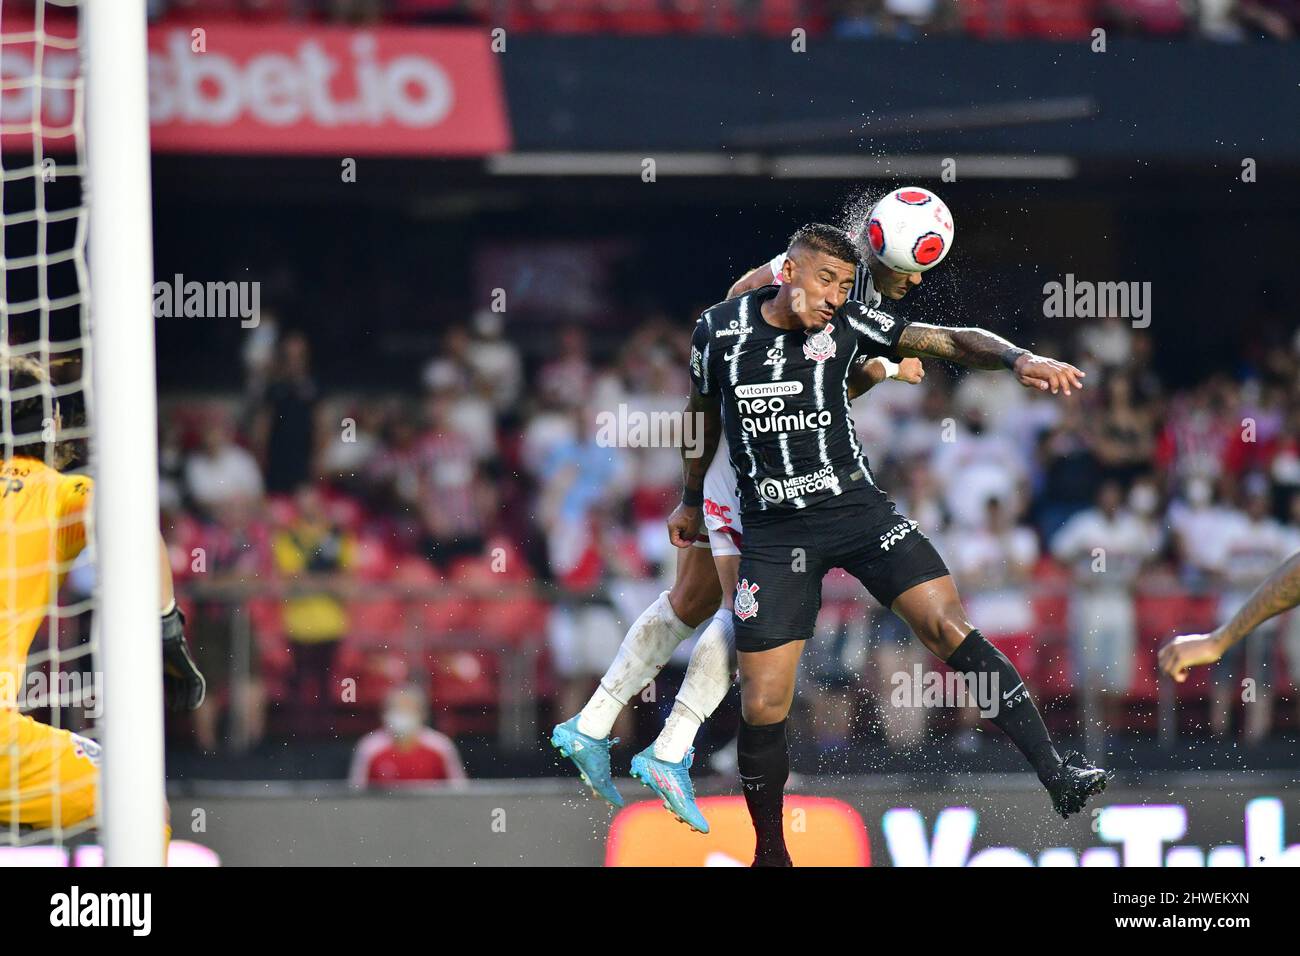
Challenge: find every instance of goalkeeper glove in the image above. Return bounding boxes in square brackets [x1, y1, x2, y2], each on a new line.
[162, 604, 206, 712]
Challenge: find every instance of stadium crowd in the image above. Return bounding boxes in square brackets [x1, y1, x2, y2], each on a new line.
[134, 0, 1300, 42]
[136, 301, 1300, 772]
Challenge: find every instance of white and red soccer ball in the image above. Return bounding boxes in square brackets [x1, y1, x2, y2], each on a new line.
[862, 187, 954, 274]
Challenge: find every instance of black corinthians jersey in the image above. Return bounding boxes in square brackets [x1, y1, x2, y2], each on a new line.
[689, 285, 909, 516]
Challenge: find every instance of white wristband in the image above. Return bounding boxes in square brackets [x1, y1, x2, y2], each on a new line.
[877, 358, 901, 380]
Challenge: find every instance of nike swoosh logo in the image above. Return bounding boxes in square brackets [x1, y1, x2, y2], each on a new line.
[1003, 682, 1025, 700]
[724, 347, 740, 362]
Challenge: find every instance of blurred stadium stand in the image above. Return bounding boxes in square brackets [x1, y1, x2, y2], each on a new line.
[138, 0, 1298, 40]
[9, 9, 1299, 785]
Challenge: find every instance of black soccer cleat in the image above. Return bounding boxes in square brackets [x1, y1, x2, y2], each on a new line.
[1042, 751, 1112, 819]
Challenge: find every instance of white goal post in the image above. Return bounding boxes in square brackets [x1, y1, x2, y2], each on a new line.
[83, 0, 165, 866]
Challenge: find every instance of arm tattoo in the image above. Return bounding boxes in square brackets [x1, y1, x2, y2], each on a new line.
[897, 323, 1021, 370]
[682, 386, 722, 498]
[1220, 553, 1300, 647]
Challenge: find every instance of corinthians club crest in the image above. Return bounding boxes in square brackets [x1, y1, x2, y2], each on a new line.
[803, 323, 836, 363]
[734, 578, 761, 621]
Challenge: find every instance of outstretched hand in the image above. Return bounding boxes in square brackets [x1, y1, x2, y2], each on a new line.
[1157, 632, 1226, 683]
[1012, 354, 1085, 396]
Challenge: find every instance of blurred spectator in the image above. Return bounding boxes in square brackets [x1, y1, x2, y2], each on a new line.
[541, 393, 642, 732]
[538, 406, 631, 580]
[161, 300, 1300, 759]
[159, 418, 188, 513]
[931, 404, 1026, 530]
[241, 308, 281, 398]
[1156, 382, 1237, 487]
[317, 404, 383, 492]
[424, 327, 500, 463]
[1034, 405, 1103, 541]
[1211, 481, 1294, 742]
[1089, 372, 1156, 486]
[1076, 315, 1133, 372]
[546, 513, 642, 741]
[185, 419, 264, 514]
[1052, 480, 1161, 744]
[419, 395, 495, 568]
[252, 330, 320, 495]
[272, 484, 356, 730]
[466, 310, 525, 415]
[537, 325, 595, 410]
[946, 495, 1039, 751]
[185, 499, 273, 753]
[1169, 475, 1239, 589]
[349, 685, 467, 788]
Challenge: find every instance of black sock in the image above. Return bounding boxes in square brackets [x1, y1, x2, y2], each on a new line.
[946, 629, 1062, 781]
[738, 718, 790, 863]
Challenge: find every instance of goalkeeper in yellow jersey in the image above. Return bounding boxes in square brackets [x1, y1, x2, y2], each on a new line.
[0, 355, 205, 833]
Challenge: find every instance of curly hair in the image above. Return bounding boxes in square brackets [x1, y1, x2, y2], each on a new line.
[4, 354, 71, 468]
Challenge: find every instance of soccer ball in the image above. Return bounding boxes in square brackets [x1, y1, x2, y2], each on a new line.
[863, 187, 954, 274]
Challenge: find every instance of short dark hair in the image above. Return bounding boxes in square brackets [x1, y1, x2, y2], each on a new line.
[787, 223, 862, 270]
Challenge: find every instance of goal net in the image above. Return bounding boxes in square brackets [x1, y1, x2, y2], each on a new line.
[1, 0, 165, 865]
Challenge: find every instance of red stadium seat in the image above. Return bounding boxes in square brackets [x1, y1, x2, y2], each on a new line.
[523, 0, 606, 32]
[962, 0, 1098, 39]
[427, 649, 500, 734]
[602, 0, 675, 33]
[332, 641, 420, 734]
[347, 595, 406, 645]
[1031, 588, 1075, 699]
[757, 0, 801, 35]
[253, 612, 294, 704]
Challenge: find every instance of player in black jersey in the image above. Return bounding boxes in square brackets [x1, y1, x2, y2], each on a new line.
[668, 223, 1111, 866]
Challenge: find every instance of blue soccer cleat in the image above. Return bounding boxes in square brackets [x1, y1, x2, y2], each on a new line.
[630, 745, 709, 834]
[550, 716, 624, 807]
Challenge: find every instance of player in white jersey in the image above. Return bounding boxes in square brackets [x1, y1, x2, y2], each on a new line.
[550, 205, 936, 831]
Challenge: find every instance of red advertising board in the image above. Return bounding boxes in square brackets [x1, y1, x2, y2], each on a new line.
[0, 17, 510, 156]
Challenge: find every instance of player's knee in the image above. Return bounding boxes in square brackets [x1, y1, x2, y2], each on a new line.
[911, 600, 972, 657]
[740, 682, 790, 725]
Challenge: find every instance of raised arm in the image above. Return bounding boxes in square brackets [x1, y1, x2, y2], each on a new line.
[896, 323, 1085, 396]
[1159, 552, 1300, 682]
[727, 260, 779, 299]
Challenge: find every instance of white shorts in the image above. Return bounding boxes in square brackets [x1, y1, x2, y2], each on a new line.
[697, 432, 743, 558]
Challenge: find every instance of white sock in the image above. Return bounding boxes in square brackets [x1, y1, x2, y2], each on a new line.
[653, 607, 734, 762]
[577, 591, 694, 739]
